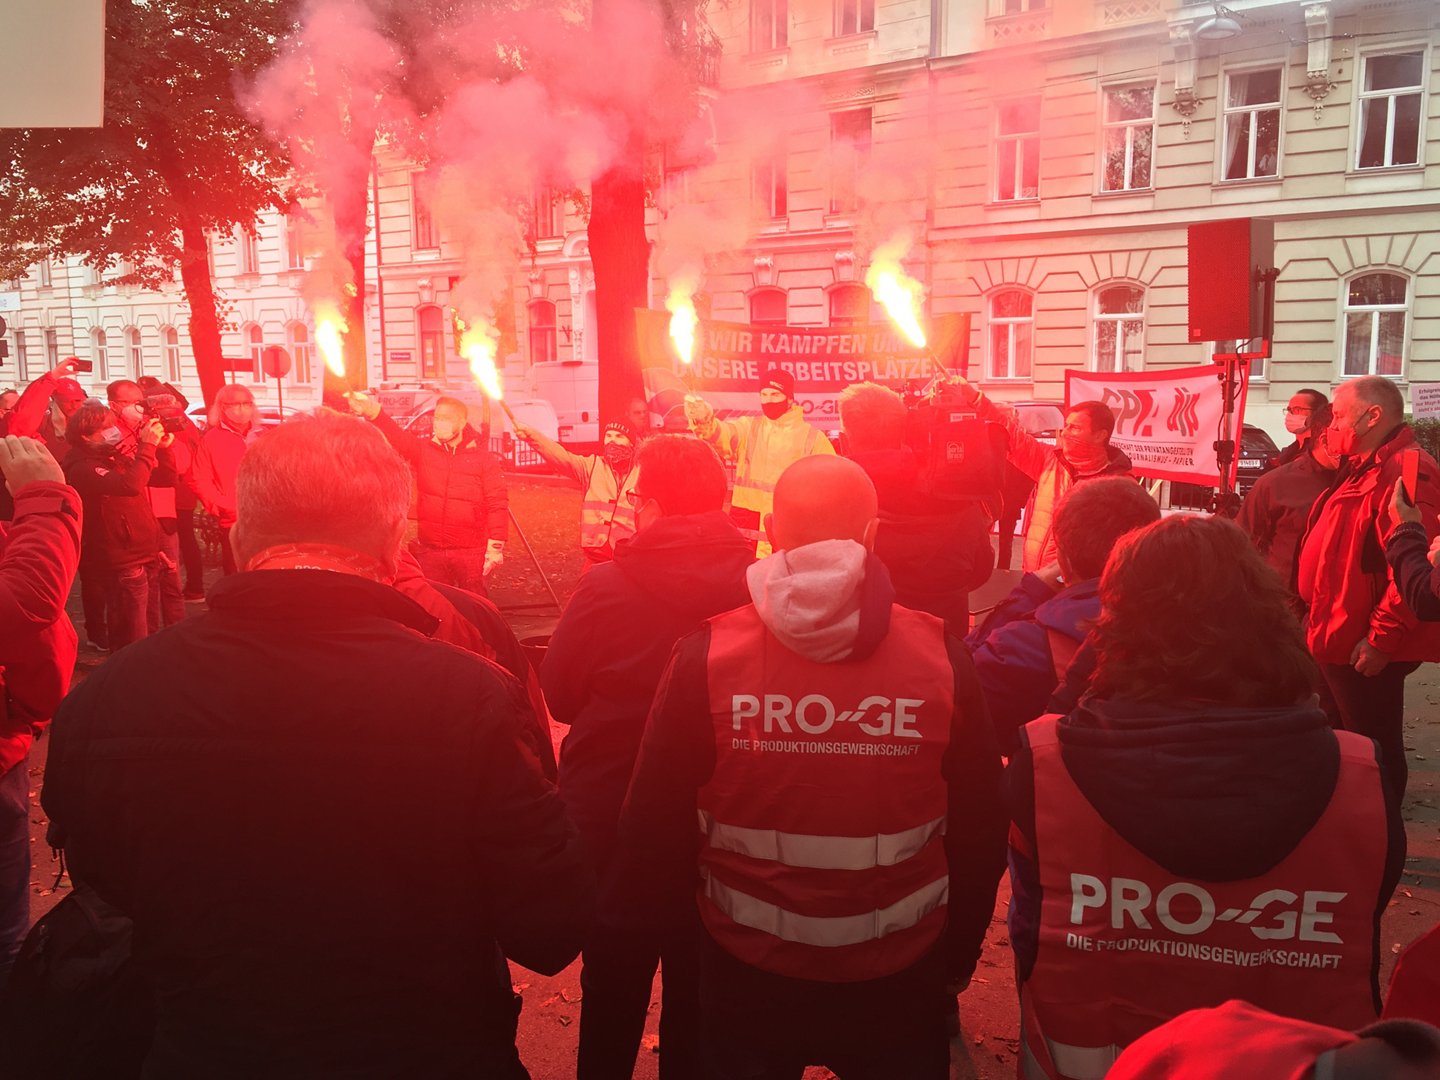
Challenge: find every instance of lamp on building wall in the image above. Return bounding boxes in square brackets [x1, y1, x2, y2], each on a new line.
[1194, 4, 1242, 41]
[417, 278, 434, 304]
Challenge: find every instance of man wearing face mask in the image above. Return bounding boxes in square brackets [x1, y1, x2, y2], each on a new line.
[948, 377, 1133, 572]
[512, 419, 641, 563]
[347, 394, 508, 595]
[192, 384, 262, 575]
[683, 369, 836, 558]
[62, 400, 165, 651]
[108, 380, 189, 628]
[1239, 402, 1339, 586]
[1268, 388, 1331, 472]
[1298, 375, 1440, 801]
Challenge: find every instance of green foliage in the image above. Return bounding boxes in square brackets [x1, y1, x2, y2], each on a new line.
[1407, 417, 1440, 462]
[0, 0, 300, 285]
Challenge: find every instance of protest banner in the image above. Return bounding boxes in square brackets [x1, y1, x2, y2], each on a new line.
[1066, 364, 1249, 487]
[635, 309, 970, 426]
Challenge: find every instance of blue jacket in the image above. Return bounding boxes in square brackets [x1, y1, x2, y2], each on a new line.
[965, 574, 1099, 756]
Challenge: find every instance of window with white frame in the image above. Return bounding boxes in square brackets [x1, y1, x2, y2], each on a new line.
[994, 0, 1046, 12]
[829, 285, 871, 328]
[13, 330, 26, 378]
[996, 97, 1040, 201]
[418, 305, 446, 379]
[1209, 338, 1265, 381]
[1222, 68, 1282, 180]
[246, 324, 264, 379]
[163, 326, 182, 382]
[1092, 285, 1144, 372]
[528, 301, 557, 365]
[1357, 51, 1424, 170]
[413, 171, 438, 250]
[750, 288, 787, 326]
[205, 233, 217, 278]
[754, 144, 788, 220]
[92, 328, 108, 379]
[530, 186, 565, 241]
[751, 0, 787, 51]
[236, 229, 259, 275]
[829, 109, 871, 214]
[989, 290, 1033, 380]
[126, 327, 143, 375]
[287, 322, 312, 382]
[37, 257, 50, 287]
[285, 213, 306, 270]
[45, 329, 58, 369]
[1100, 85, 1155, 192]
[835, 0, 873, 36]
[1343, 272, 1407, 377]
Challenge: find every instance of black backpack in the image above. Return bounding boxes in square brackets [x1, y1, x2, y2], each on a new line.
[0, 883, 154, 1079]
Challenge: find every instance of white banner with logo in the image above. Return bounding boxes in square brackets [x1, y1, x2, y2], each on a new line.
[1066, 365, 1249, 487]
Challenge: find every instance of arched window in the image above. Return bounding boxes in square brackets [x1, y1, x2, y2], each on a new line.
[1343, 272, 1408, 377]
[246, 323, 264, 380]
[988, 290, 1033, 380]
[828, 284, 870, 328]
[418, 305, 446, 379]
[528, 300, 557, 365]
[126, 327, 143, 376]
[92, 328, 108, 379]
[1092, 285, 1144, 373]
[749, 288, 787, 327]
[162, 326, 182, 382]
[288, 322, 312, 383]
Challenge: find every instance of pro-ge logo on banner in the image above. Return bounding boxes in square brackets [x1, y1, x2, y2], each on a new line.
[1070, 874, 1347, 944]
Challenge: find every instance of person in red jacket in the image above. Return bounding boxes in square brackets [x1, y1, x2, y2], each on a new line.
[612, 455, 1006, 1079]
[0, 435, 82, 979]
[1297, 375, 1440, 799]
[350, 393, 508, 595]
[191, 384, 262, 575]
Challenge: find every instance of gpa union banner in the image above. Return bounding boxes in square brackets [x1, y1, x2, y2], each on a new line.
[636, 309, 970, 426]
[1066, 365, 1249, 487]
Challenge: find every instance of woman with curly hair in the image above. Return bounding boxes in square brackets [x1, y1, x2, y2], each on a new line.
[1004, 514, 1405, 1080]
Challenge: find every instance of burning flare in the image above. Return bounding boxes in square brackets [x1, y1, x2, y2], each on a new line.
[865, 238, 927, 349]
[315, 308, 348, 378]
[666, 287, 699, 367]
[458, 316, 505, 402]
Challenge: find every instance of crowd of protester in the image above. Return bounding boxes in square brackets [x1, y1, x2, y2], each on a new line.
[0, 360, 1437, 1079]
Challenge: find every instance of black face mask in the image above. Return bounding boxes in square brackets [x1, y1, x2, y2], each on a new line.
[603, 444, 634, 472]
[761, 400, 790, 421]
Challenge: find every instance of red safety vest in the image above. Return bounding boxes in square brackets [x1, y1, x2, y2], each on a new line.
[1019, 716, 1387, 1080]
[697, 603, 956, 982]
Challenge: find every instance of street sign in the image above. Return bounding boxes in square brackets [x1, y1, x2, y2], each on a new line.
[1411, 384, 1440, 421]
[389, 350, 412, 363]
[261, 345, 292, 380]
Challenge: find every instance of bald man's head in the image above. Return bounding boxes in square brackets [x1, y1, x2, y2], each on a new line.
[765, 456, 879, 553]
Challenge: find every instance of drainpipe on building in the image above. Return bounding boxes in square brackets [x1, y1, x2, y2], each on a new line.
[372, 157, 389, 384]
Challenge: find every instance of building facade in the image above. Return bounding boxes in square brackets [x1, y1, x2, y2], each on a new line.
[4, 0, 1435, 446]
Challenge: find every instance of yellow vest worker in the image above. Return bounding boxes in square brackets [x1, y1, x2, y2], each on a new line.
[685, 369, 836, 558]
[514, 419, 639, 562]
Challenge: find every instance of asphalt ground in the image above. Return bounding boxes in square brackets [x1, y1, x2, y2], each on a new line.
[23, 475, 1440, 1079]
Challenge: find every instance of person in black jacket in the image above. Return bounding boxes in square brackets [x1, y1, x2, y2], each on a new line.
[350, 393, 508, 595]
[1385, 476, 1440, 622]
[542, 434, 754, 1080]
[1239, 406, 1338, 586]
[42, 411, 592, 1079]
[62, 400, 166, 651]
[837, 381, 994, 631]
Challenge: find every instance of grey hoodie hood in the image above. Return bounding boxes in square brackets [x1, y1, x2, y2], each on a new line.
[746, 539, 896, 663]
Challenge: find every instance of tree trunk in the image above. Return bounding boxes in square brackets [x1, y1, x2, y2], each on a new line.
[177, 216, 227, 408]
[331, 160, 371, 398]
[588, 142, 649, 425]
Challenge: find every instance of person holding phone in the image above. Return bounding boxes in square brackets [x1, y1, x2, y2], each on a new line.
[1385, 460, 1440, 622]
[1297, 375, 1440, 800]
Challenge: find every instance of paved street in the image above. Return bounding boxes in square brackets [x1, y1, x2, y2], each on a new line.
[22, 478, 1440, 1079]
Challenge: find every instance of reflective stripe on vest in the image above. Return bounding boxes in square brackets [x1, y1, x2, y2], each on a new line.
[699, 810, 946, 871]
[697, 603, 957, 982]
[703, 871, 949, 949]
[1017, 716, 1388, 1079]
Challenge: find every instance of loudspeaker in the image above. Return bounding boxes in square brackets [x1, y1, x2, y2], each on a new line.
[1187, 219, 1275, 343]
